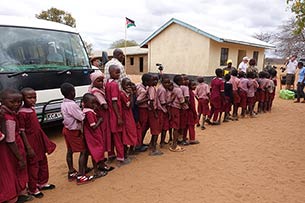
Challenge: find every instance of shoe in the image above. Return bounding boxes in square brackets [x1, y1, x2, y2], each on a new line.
[117, 158, 131, 167]
[94, 170, 108, 179]
[32, 191, 44, 198]
[17, 195, 34, 203]
[223, 119, 229, 122]
[98, 165, 115, 172]
[76, 175, 94, 185]
[180, 140, 190, 146]
[201, 126, 206, 130]
[135, 145, 148, 152]
[149, 150, 164, 156]
[196, 123, 200, 127]
[39, 184, 55, 190]
[68, 170, 78, 182]
[189, 140, 200, 145]
[294, 100, 300, 103]
[211, 121, 220, 125]
[205, 119, 212, 125]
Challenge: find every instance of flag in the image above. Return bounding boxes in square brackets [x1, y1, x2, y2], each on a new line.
[126, 17, 136, 28]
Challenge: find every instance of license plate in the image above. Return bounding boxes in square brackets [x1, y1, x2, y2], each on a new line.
[46, 112, 62, 121]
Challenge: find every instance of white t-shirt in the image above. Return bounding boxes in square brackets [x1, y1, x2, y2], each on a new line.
[238, 61, 248, 73]
[286, 59, 298, 74]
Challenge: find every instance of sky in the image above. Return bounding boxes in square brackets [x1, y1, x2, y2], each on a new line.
[0, 0, 293, 52]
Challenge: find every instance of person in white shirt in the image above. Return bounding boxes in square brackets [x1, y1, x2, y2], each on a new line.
[238, 56, 249, 73]
[285, 55, 298, 90]
[104, 48, 127, 83]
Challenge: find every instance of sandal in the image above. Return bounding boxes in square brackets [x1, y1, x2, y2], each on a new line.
[169, 145, 185, 152]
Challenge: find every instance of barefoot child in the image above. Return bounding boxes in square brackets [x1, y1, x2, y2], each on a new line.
[60, 83, 93, 184]
[157, 75, 171, 148]
[195, 76, 210, 129]
[0, 89, 33, 202]
[120, 78, 138, 156]
[106, 65, 131, 166]
[169, 75, 186, 152]
[18, 88, 56, 198]
[147, 75, 163, 156]
[82, 93, 108, 178]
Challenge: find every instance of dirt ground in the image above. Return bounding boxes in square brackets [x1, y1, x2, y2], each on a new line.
[34, 79, 305, 203]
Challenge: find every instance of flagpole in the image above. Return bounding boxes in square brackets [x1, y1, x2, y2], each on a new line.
[124, 19, 127, 62]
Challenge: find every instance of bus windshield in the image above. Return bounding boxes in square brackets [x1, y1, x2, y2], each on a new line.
[0, 26, 90, 72]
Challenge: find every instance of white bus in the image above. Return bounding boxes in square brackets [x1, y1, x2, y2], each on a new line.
[0, 15, 92, 125]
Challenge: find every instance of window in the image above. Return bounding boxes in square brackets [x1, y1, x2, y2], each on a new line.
[139, 57, 144, 72]
[253, 51, 259, 63]
[130, 57, 134, 65]
[220, 48, 229, 66]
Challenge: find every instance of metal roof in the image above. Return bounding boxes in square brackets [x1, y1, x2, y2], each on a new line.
[0, 15, 78, 33]
[140, 18, 275, 49]
[107, 46, 148, 56]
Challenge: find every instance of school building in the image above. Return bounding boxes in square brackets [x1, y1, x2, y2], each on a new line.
[107, 46, 148, 75]
[140, 18, 275, 77]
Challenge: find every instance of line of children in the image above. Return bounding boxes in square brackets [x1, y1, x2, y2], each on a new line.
[0, 88, 55, 203]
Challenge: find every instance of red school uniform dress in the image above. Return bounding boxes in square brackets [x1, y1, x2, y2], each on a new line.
[90, 87, 111, 153]
[136, 83, 149, 138]
[120, 90, 137, 146]
[269, 77, 277, 104]
[157, 84, 170, 131]
[229, 76, 241, 104]
[247, 79, 259, 107]
[194, 82, 210, 116]
[105, 79, 124, 161]
[18, 106, 56, 194]
[147, 86, 161, 135]
[169, 83, 185, 130]
[0, 105, 27, 200]
[257, 78, 268, 103]
[180, 85, 189, 129]
[83, 108, 104, 163]
[185, 89, 197, 141]
[238, 78, 249, 109]
[210, 77, 224, 122]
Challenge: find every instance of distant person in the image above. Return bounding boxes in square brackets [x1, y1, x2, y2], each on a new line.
[104, 48, 127, 83]
[238, 56, 249, 73]
[195, 76, 210, 129]
[223, 59, 236, 76]
[46, 45, 64, 64]
[285, 55, 298, 90]
[90, 57, 101, 69]
[294, 62, 305, 103]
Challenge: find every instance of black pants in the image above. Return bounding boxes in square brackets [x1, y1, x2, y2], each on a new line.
[296, 82, 305, 100]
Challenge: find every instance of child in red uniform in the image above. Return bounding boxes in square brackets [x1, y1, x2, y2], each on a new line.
[0, 89, 33, 202]
[106, 65, 131, 166]
[169, 75, 185, 152]
[179, 75, 190, 145]
[130, 82, 142, 153]
[89, 70, 112, 159]
[195, 77, 210, 129]
[82, 93, 108, 178]
[60, 83, 93, 184]
[136, 74, 151, 152]
[246, 72, 259, 117]
[147, 75, 163, 156]
[229, 69, 240, 120]
[222, 74, 233, 122]
[184, 80, 200, 144]
[208, 68, 224, 125]
[257, 71, 268, 113]
[157, 75, 171, 148]
[120, 78, 138, 156]
[18, 88, 56, 198]
[268, 69, 277, 111]
[238, 72, 249, 118]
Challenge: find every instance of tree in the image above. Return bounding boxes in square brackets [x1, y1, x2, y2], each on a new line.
[109, 39, 138, 49]
[35, 7, 76, 28]
[253, 32, 275, 44]
[84, 41, 93, 56]
[287, 0, 305, 34]
[274, 19, 305, 57]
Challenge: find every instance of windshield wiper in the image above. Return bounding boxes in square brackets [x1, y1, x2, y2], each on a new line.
[56, 66, 93, 75]
[7, 71, 29, 78]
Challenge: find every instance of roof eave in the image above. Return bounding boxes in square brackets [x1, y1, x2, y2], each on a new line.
[223, 39, 276, 49]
